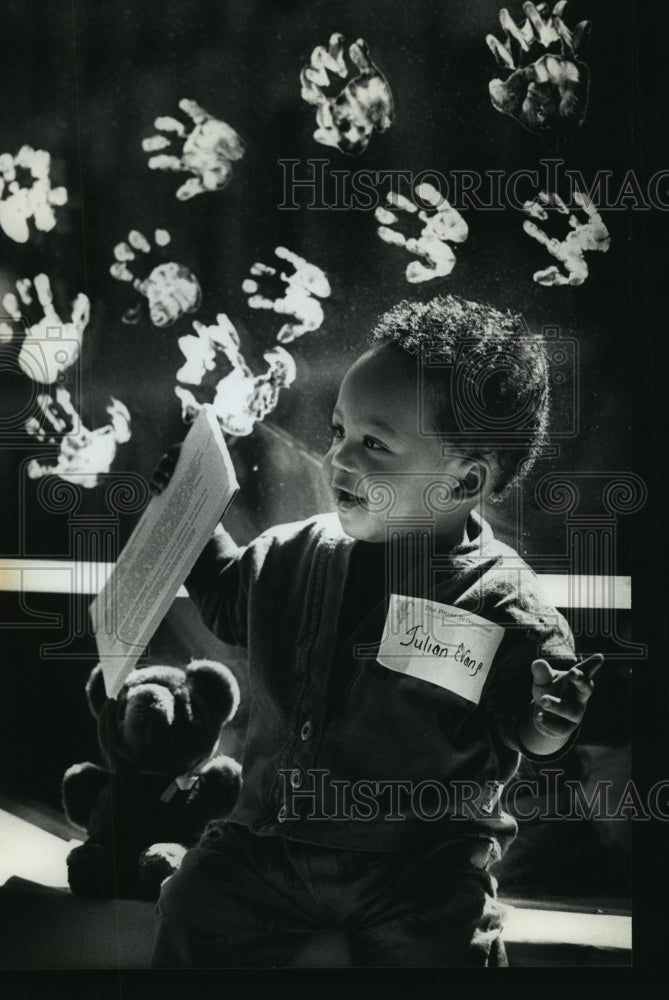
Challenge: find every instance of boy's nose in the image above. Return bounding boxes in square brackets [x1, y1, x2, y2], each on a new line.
[327, 438, 358, 473]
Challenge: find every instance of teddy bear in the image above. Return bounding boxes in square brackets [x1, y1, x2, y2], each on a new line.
[62, 659, 243, 899]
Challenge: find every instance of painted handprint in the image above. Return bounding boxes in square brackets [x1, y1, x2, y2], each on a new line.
[25, 388, 131, 489]
[242, 247, 331, 344]
[0, 146, 68, 243]
[142, 98, 245, 200]
[175, 313, 297, 437]
[522, 189, 610, 286]
[1, 274, 89, 384]
[486, 2, 591, 143]
[375, 184, 468, 283]
[300, 33, 394, 156]
[110, 229, 202, 327]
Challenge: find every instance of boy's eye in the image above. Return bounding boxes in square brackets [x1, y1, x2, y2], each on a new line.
[329, 423, 388, 452]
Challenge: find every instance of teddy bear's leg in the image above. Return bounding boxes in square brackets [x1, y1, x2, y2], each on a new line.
[138, 843, 188, 898]
[66, 841, 118, 897]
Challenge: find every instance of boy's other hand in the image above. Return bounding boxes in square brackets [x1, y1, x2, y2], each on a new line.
[150, 443, 182, 495]
[530, 653, 603, 739]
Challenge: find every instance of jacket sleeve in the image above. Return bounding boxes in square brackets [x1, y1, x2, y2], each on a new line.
[184, 523, 255, 647]
[480, 578, 579, 760]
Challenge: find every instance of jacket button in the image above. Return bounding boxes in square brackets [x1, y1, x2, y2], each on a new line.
[300, 720, 313, 740]
[290, 768, 301, 788]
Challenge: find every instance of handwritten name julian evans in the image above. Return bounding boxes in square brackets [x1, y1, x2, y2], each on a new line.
[398, 624, 484, 676]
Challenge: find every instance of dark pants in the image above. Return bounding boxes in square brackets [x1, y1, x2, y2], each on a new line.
[151, 821, 508, 968]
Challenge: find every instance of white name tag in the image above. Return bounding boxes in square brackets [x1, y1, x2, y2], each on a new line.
[376, 595, 505, 704]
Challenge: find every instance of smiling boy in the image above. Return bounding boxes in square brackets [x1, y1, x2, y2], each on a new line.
[151, 294, 601, 968]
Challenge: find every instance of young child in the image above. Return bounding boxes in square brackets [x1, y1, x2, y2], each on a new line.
[150, 294, 602, 968]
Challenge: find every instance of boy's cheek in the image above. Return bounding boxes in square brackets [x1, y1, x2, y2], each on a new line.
[321, 451, 333, 477]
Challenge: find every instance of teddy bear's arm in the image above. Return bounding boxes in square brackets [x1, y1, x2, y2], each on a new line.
[62, 761, 110, 829]
[186, 754, 242, 824]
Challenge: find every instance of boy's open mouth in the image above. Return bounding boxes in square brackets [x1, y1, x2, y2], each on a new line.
[333, 486, 366, 508]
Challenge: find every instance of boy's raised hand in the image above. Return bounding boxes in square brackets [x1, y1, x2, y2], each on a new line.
[150, 443, 182, 495]
[530, 653, 603, 739]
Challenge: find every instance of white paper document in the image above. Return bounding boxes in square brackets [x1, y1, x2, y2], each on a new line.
[90, 405, 239, 698]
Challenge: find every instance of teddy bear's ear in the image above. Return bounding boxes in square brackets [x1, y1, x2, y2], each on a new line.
[186, 660, 240, 724]
[85, 665, 108, 717]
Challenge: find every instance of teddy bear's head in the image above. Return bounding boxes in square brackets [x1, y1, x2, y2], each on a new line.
[86, 660, 240, 775]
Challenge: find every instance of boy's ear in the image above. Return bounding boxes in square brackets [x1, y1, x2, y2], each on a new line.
[458, 459, 490, 499]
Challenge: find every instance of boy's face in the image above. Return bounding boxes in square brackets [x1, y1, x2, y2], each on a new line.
[323, 345, 471, 543]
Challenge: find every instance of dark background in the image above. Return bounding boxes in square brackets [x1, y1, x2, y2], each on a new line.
[0, 0, 635, 559]
[0, 0, 648, 917]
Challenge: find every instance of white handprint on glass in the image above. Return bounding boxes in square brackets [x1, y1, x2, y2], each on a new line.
[25, 388, 131, 490]
[110, 228, 202, 327]
[375, 184, 468, 283]
[175, 313, 296, 437]
[300, 34, 394, 156]
[242, 247, 331, 344]
[1, 274, 89, 384]
[522, 189, 610, 286]
[0, 146, 68, 244]
[486, 1, 591, 144]
[142, 99, 245, 200]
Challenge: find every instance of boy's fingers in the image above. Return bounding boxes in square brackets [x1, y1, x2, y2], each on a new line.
[157, 447, 179, 470]
[579, 653, 604, 681]
[537, 693, 583, 724]
[149, 471, 167, 495]
[150, 444, 182, 494]
[569, 673, 594, 699]
[530, 658, 555, 686]
[538, 694, 562, 710]
[534, 709, 577, 739]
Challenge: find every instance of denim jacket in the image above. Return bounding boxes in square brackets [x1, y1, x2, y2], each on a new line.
[185, 512, 576, 852]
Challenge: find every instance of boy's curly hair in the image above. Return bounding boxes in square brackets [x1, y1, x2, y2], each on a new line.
[371, 294, 550, 498]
